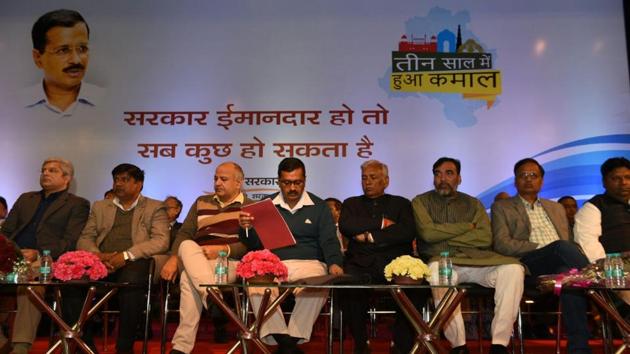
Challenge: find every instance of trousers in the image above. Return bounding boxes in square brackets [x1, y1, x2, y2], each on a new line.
[248, 259, 328, 345]
[427, 262, 524, 347]
[171, 240, 238, 353]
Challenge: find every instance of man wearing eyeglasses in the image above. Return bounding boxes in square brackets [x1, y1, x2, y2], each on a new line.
[239, 157, 344, 354]
[22, 9, 102, 116]
[492, 158, 592, 354]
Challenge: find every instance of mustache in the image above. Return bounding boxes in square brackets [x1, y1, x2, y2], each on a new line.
[63, 64, 85, 72]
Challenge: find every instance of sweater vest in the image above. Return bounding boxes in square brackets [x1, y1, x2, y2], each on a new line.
[588, 194, 630, 253]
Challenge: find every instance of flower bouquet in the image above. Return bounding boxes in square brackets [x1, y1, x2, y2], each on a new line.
[537, 266, 600, 295]
[236, 249, 288, 283]
[536, 254, 630, 295]
[384, 255, 431, 284]
[53, 250, 108, 281]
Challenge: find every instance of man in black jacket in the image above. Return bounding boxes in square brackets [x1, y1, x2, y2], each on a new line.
[339, 160, 421, 354]
[0, 157, 89, 354]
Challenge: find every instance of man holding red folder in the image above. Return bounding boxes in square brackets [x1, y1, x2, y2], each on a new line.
[239, 157, 344, 354]
[163, 162, 252, 354]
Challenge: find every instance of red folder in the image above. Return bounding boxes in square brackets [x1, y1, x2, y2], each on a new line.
[242, 198, 296, 250]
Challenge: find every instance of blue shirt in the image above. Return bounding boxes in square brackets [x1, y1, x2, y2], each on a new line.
[14, 190, 64, 250]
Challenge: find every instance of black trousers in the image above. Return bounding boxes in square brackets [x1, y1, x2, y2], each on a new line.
[520, 240, 591, 353]
[63, 258, 151, 351]
[341, 261, 429, 351]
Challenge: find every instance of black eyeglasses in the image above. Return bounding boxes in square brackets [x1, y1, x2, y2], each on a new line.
[279, 180, 304, 187]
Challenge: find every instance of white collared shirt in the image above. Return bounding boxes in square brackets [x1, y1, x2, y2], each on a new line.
[213, 192, 245, 208]
[272, 191, 314, 214]
[112, 194, 141, 212]
[20, 80, 103, 117]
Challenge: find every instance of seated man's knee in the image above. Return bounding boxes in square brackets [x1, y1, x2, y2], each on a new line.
[499, 264, 525, 281]
[178, 239, 198, 257]
[553, 239, 575, 252]
[428, 261, 459, 285]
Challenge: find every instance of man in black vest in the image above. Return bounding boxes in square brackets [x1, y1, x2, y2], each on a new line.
[575, 156, 630, 303]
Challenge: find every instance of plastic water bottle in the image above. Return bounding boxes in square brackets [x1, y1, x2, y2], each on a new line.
[611, 253, 626, 288]
[438, 251, 453, 286]
[39, 250, 53, 282]
[214, 250, 228, 284]
[604, 254, 614, 287]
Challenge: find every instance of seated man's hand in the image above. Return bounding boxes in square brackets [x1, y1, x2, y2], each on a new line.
[238, 211, 254, 229]
[328, 264, 344, 275]
[160, 255, 179, 281]
[201, 245, 228, 260]
[96, 252, 117, 262]
[382, 217, 396, 228]
[20, 249, 39, 263]
[354, 233, 366, 243]
[105, 252, 126, 272]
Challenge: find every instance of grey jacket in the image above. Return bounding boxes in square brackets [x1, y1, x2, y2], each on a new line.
[491, 196, 569, 257]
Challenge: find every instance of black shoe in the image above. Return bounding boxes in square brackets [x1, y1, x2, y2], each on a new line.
[489, 344, 508, 354]
[353, 341, 370, 354]
[135, 327, 153, 341]
[213, 324, 228, 343]
[272, 334, 293, 354]
[389, 347, 401, 354]
[169, 350, 186, 354]
[450, 345, 469, 354]
[273, 346, 303, 354]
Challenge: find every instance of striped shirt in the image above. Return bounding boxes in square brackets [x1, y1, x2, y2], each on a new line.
[194, 194, 245, 242]
[170, 193, 248, 256]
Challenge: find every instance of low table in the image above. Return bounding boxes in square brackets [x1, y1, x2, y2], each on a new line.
[3, 280, 128, 354]
[202, 281, 467, 354]
[583, 286, 630, 354]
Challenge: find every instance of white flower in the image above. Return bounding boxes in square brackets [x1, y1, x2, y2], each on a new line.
[384, 255, 431, 281]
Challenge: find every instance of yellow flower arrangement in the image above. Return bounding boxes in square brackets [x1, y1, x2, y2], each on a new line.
[384, 255, 431, 281]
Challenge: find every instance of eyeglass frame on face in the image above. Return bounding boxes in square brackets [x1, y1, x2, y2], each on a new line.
[46, 44, 89, 58]
[278, 179, 304, 187]
[517, 171, 540, 180]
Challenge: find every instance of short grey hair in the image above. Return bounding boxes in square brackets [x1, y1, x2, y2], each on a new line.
[360, 159, 388, 178]
[42, 157, 74, 178]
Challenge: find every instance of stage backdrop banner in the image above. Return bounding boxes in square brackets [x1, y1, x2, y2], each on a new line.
[1, 0, 628, 211]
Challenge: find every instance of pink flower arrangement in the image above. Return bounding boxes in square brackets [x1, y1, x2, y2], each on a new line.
[236, 249, 288, 282]
[53, 250, 108, 281]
